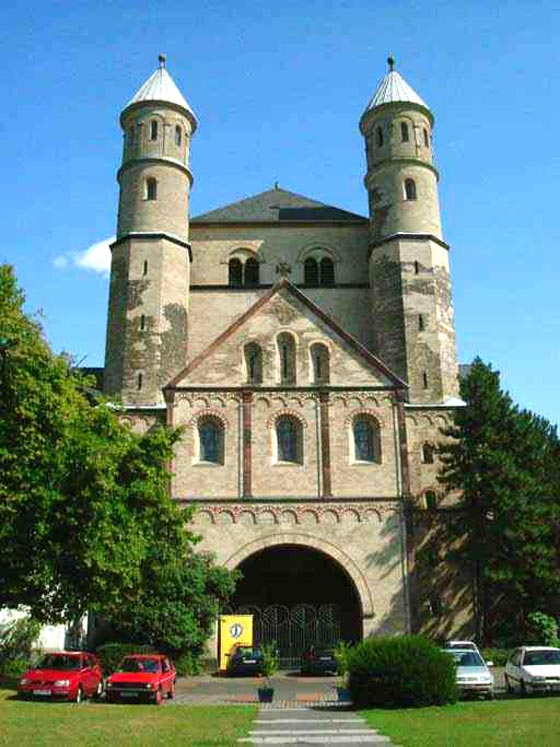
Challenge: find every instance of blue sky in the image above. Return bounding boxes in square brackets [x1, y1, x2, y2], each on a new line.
[2, 0, 559, 425]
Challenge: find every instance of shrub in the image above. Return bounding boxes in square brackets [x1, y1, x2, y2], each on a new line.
[95, 642, 156, 676]
[526, 612, 559, 647]
[261, 642, 279, 679]
[347, 635, 457, 708]
[0, 616, 41, 676]
[479, 648, 511, 667]
[174, 652, 203, 677]
[334, 640, 353, 678]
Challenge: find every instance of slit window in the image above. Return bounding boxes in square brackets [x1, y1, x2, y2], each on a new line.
[418, 314, 425, 331]
[414, 260, 420, 275]
[140, 314, 146, 331]
[401, 122, 409, 142]
[150, 120, 158, 141]
[143, 260, 148, 275]
[425, 491, 438, 511]
[375, 125, 383, 147]
[423, 128, 429, 147]
[422, 371, 429, 389]
[405, 178, 417, 200]
[146, 177, 157, 201]
[136, 372, 143, 390]
[175, 125, 182, 146]
[278, 332, 296, 385]
[244, 343, 263, 384]
[310, 343, 330, 384]
[421, 443, 435, 464]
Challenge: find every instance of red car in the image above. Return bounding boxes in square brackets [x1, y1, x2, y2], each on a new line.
[18, 651, 103, 702]
[105, 654, 176, 704]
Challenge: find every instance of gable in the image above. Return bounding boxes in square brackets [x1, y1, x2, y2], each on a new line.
[167, 282, 404, 390]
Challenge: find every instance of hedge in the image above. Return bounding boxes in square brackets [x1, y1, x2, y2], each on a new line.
[347, 635, 457, 708]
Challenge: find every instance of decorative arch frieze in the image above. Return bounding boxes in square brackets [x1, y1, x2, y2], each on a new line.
[266, 409, 309, 429]
[191, 502, 399, 526]
[188, 409, 230, 429]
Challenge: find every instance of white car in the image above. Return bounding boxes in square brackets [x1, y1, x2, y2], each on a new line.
[443, 648, 494, 699]
[504, 646, 560, 695]
[444, 640, 480, 654]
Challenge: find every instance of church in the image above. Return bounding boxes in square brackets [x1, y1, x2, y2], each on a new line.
[103, 55, 472, 660]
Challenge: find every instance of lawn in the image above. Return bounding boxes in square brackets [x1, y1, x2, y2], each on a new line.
[0, 690, 256, 746]
[361, 698, 560, 746]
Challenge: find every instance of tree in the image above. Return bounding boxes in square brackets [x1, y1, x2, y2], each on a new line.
[439, 358, 560, 644]
[0, 265, 235, 652]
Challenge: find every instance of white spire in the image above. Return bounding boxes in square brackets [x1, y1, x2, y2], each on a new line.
[364, 56, 429, 114]
[125, 54, 196, 121]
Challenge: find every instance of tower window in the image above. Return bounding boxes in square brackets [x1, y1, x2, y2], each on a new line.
[404, 178, 417, 201]
[198, 417, 224, 464]
[244, 257, 260, 287]
[276, 416, 302, 464]
[425, 491, 438, 511]
[414, 260, 420, 275]
[375, 125, 384, 147]
[422, 371, 429, 389]
[304, 258, 319, 286]
[228, 258, 243, 288]
[421, 443, 436, 464]
[401, 122, 409, 142]
[136, 372, 143, 390]
[143, 260, 148, 275]
[418, 314, 425, 331]
[150, 120, 158, 141]
[128, 127, 135, 147]
[277, 332, 296, 385]
[304, 255, 335, 286]
[352, 415, 381, 463]
[423, 128, 429, 147]
[244, 342, 263, 384]
[140, 314, 146, 331]
[145, 177, 157, 201]
[175, 125, 182, 146]
[310, 343, 330, 384]
[320, 257, 335, 286]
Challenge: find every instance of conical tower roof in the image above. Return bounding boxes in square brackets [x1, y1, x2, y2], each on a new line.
[123, 55, 197, 125]
[363, 57, 430, 117]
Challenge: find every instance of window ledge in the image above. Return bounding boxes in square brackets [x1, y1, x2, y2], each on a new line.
[351, 460, 381, 466]
[273, 461, 304, 468]
[193, 461, 224, 468]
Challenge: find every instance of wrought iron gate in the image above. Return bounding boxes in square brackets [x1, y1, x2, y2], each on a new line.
[235, 603, 341, 668]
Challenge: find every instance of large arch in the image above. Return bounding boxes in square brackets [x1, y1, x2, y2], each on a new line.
[224, 533, 374, 618]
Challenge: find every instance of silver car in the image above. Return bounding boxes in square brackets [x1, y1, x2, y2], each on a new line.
[443, 648, 494, 699]
[504, 646, 560, 695]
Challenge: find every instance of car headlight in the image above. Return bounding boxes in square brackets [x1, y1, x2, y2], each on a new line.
[144, 683, 154, 689]
[19, 678, 28, 685]
[54, 680, 70, 687]
[106, 681, 113, 688]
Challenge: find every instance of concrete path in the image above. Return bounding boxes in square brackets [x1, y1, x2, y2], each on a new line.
[238, 707, 393, 744]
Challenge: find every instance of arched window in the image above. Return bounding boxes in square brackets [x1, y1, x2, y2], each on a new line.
[404, 178, 417, 201]
[310, 343, 329, 384]
[244, 257, 260, 287]
[375, 125, 383, 147]
[150, 120, 158, 141]
[276, 416, 302, 463]
[175, 125, 182, 146]
[146, 177, 157, 201]
[198, 417, 224, 464]
[319, 257, 335, 286]
[425, 490, 438, 511]
[352, 415, 381, 463]
[244, 343, 263, 384]
[277, 333, 296, 384]
[421, 443, 435, 464]
[423, 128, 429, 147]
[228, 258, 243, 288]
[401, 122, 409, 142]
[304, 258, 319, 286]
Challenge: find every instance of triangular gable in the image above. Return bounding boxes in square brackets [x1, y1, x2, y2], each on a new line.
[166, 280, 406, 390]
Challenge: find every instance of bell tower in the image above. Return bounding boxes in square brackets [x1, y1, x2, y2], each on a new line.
[360, 57, 459, 403]
[104, 55, 197, 406]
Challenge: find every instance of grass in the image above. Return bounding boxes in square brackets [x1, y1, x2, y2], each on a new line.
[0, 690, 256, 746]
[361, 698, 560, 746]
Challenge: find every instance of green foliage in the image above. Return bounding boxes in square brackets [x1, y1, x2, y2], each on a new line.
[0, 616, 41, 676]
[346, 635, 457, 708]
[526, 612, 559, 647]
[95, 642, 157, 676]
[0, 265, 236, 655]
[334, 639, 353, 677]
[260, 642, 279, 679]
[438, 358, 560, 643]
[174, 652, 203, 677]
[479, 648, 511, 667]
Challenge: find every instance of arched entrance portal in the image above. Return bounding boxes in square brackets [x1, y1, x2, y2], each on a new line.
[231, 544, 362, 667]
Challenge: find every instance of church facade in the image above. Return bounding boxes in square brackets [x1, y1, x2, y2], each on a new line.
[103, 55, 472, 654]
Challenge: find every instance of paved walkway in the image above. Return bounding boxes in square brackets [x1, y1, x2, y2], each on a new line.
[238, 707, 392, 744]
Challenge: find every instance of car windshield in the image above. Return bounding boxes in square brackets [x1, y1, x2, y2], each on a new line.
[448, 651, 485, 667]
[524, 650, 560, 666]
[236, 648, 262, 657]
[121, 657, 160, 673]
[446, 642, 476, 651]
[37, 654, 81, 671]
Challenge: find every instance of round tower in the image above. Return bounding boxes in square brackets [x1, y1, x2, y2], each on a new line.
[104, 55, 197, 406]
[361, 58, 459, 403]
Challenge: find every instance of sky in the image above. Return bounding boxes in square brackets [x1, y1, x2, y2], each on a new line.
[2, 0, 559, 425]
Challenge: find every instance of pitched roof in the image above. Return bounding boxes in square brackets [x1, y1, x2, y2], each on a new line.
[191, 187, 367, 224]
[165, 279, 406, 389]
[124, 57, 196, 123]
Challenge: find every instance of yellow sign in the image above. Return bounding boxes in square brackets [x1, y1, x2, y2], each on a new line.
[218, 614, 253, 671]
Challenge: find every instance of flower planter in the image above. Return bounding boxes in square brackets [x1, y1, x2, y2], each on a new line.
[257, 687, 274, 703]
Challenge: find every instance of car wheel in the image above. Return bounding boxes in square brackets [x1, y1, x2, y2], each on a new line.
[96, 681, 103, 698]
[167, 682, 175, 700]
[75, 686, 84, 704]
[520, 680, 527, 697]
[155, 687, 163, 705]
[486, 691, 494, 700]
[504, 675, 514, 694]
